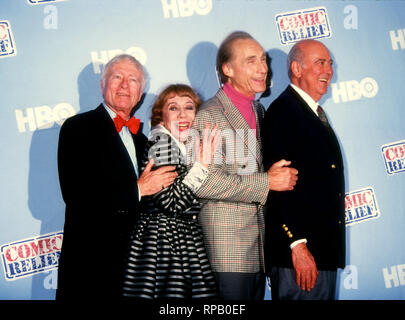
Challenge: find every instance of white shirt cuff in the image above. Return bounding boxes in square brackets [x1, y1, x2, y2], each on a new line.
[290, 238, 307, 249]
[183, 162, 209, 193]
[137, 183, 141, 201]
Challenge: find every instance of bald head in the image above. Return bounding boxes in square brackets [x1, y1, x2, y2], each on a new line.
[287, 40, 333, 101]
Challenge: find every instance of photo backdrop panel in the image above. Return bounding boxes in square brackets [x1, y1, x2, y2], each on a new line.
[1, 0, 404, 300]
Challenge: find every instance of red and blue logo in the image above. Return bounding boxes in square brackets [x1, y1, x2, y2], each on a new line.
[1, 231, 63, 281]
[275, 6, 332, 45]
[345, 187, 380, 226]
[381, 139, 405, 175]
[0, 21, 17, 59]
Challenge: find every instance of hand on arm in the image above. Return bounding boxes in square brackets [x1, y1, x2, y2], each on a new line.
[267, 159, 298, 191]
[137, 159, 178, 197]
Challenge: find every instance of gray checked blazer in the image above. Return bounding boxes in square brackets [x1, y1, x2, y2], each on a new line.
[190, 89, 269, 273]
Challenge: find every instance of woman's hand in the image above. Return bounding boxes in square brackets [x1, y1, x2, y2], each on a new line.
[199, 123, 220, 168]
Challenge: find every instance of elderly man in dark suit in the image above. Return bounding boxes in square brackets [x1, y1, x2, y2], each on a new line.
[262, 39, 346, 300]
[190, 31, 298, 300]
[56, 54, 177, 300]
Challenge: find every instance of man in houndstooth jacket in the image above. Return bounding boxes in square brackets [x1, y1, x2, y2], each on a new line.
[189, 31, 298, 300]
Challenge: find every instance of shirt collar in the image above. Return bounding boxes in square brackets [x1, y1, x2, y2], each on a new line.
[290, 83, 319, 115]
[103, 102, 117, 120]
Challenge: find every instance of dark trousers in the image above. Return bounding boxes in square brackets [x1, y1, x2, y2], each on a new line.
[269, 267, 337, 300]
[215, 272, 265, 300]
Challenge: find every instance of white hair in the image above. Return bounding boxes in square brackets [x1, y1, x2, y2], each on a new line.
[101, 54, 148, 91]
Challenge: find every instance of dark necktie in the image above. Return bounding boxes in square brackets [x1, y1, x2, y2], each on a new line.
[316, 105, 330, 128]
[114, 115, 140, 134]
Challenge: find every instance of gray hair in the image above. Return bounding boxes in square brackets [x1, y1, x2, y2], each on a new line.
[287, 41, 306, 79]
[101, 54, 148, 91]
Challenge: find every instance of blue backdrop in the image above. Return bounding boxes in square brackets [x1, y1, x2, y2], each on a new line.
[1, 0, 404, 300]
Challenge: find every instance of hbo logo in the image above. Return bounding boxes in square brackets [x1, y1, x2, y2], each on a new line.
[90, 46, 147, 74]
[161, 0, 212, 18]
[331, 77, 379, 103]
[15, 103, 76, 133]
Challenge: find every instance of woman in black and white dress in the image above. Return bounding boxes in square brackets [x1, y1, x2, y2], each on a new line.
[122, 84, 219, 299]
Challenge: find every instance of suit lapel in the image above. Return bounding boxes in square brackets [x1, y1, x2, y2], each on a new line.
[287, 86, 321, 125]
[131, 123, 148, 173]
[217, 89, 262, 166]
[287, 86, 343, 168]
[253, 100, 265, 167]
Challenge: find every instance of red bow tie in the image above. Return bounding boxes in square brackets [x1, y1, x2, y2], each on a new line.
[114, 115, 141, 134]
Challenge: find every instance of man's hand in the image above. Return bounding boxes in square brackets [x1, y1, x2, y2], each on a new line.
[137, 159, 178, 197]
[267, 159, 298, 191]
[291, 243, 318, 292]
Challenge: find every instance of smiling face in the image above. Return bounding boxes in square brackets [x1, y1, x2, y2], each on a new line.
[291, 40, 333, 102]
[101, 59, 144, 119]
[161, 95, 197, 142]
[222, 38, 268, 97]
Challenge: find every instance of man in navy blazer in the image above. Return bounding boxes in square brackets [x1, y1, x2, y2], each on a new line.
[56, 54, 177, 300]
[262, 40, 346, 300]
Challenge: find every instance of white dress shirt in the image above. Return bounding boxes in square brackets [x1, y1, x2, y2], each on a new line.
[103, 103, 141, 200]
[290, 83, 320, 115]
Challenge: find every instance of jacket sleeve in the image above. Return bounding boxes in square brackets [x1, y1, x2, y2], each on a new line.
[262, 99, 309, 243]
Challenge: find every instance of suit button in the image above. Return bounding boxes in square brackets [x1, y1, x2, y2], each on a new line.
[331, 164, 336, 169]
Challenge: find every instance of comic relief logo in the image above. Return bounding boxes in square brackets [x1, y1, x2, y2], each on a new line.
[345, 187, 380, 226]
[1, 231, 63, 281]
[0, 21, 17, 58]
[275, 7, 332, 45]
[381, 140, 405, 175]
[27, 0, 66, 4]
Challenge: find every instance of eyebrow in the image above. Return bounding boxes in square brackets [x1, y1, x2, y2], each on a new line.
[246, 54, 262, 61]
[316, 58, 333, 63]
[246, 52, 266, 60]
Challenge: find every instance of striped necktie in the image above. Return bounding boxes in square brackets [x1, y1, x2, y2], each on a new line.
[316, 105, 330, 128]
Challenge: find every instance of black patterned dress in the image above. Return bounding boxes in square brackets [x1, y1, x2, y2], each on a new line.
[122, 126, 218, 299]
